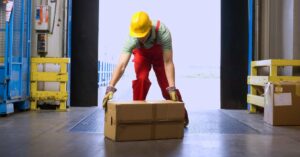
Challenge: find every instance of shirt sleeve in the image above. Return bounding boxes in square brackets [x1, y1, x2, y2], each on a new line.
[122, 36, 138, 54]
[157, 22, 173, 52]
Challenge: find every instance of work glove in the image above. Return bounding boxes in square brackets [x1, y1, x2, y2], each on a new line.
[102, 86, 117, 111]
[166, 86, 178, 101]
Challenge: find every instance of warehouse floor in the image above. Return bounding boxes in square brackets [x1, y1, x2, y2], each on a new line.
[2, 73, 300, 157]
[1, 108, 300, 157]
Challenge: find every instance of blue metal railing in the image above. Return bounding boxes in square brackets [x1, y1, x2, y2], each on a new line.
[98, 60, 115, 87]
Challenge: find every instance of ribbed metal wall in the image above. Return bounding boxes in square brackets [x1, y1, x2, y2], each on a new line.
[12, 0, 23, 58]
[0, 3, 5, 57]
[254, 0, 299, 60]
[254, 0, 300, 76]
[22, 0, 29, 96]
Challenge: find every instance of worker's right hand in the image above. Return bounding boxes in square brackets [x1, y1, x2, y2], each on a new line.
[166, 86, 178, 101]
[102, 86, 117, 111]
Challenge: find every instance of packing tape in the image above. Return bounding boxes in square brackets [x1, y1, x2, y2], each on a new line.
[264, 82, 271, 95]
[264, 83, 272, 106]
[150, 104, 157, 139]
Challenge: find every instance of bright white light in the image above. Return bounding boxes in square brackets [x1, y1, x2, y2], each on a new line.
[98, 0, 220, 110]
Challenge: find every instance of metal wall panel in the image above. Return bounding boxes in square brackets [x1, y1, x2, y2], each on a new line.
[221, 0, 249, 109]
[71, 0, 99, 106]
[293, 0, 300, 75]
[9, 0, 24, 98]
[255, 0, 299, 76]
[0, 0, 31, 114]
[0, 3, 5, 56]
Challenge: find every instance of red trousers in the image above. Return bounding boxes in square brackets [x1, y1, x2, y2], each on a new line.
[132, 43, 189, 124]
[132, 43, 182, 101]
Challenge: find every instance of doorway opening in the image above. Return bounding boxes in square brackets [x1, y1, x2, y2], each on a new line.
[98, 0, 221, 111]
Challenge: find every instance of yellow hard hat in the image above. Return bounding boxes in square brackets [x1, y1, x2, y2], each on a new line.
[129, 11, 152, 38]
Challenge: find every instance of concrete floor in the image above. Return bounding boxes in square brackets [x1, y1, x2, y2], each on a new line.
[2, 75, 300, 157]
[1, 108, 300, 157]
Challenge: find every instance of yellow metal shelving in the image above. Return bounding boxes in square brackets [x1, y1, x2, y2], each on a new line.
[247, 59, 300, 113]
[30, 57, 70, 111]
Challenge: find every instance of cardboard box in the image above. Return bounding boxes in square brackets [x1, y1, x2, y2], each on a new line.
[104, 100, 185, 141]
[264, 82, 300, 125]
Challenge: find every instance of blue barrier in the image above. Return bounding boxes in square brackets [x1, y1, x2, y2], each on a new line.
[0, 0, 31, 115]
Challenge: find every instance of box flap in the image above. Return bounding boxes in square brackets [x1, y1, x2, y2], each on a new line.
[153, 101, 185, 121]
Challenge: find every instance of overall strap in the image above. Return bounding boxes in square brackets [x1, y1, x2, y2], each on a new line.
[154, 20, 160, 43]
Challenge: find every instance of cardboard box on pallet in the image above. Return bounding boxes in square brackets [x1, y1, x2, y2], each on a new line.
[104, 100, 185, 141]
[264, 82, 300, 126]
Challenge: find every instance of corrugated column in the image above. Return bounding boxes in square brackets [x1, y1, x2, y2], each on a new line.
[255, 0, 271, 60]
[255, 0, 298, 75]
[0, 3, 5, 56]
[294, 0, 300, 75]
[271, 0, 294, 60]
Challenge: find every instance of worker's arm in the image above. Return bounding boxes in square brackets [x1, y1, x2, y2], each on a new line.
[103, 36, 135, 110]
[163, 50, 175, 87]
[109, 52, 132, 87]
[158, 21, 175, 87]
[163, 50, 180, 101]
[102, 52, 131, 110]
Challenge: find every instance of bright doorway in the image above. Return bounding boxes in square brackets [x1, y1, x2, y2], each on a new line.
[98, 0, 220, 111]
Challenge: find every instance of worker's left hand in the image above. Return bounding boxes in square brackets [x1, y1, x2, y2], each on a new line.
[166, 86, 178, 101]
[102, 86, 117, 111]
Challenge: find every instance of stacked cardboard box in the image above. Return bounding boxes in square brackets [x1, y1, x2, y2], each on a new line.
[264, 82, 300, 125]
[104, 100, 185, 141]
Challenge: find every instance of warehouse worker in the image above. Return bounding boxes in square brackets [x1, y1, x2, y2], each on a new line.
[102, 11, 189, 126]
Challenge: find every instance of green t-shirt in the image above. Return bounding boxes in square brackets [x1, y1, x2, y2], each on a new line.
[123, 20, 172, 53]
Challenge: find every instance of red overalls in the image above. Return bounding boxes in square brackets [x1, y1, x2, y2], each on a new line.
[132, 20, 182, 101]
[132, 21, 189, 125]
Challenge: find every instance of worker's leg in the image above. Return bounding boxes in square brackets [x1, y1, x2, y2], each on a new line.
[152, 63, 183, 101]
[153, 66, 170, 99]
[150, 47, 182, 101]
[132, 51, 152, 100]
